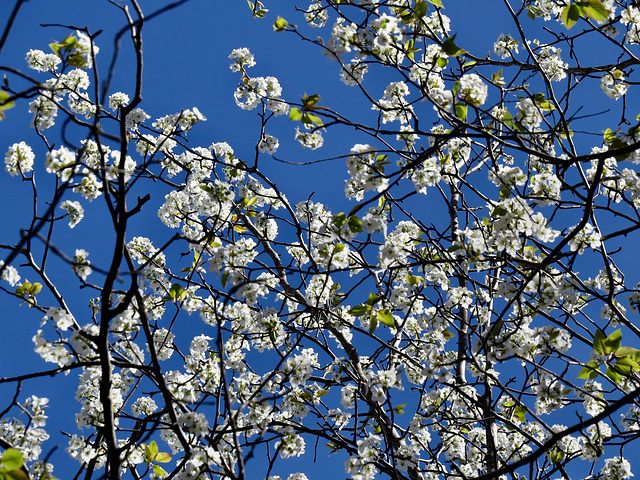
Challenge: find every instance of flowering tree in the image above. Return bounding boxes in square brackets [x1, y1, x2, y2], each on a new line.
[2, 0, 640, 479]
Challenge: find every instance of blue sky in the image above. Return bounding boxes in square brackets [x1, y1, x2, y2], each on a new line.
[1, 0, 639, 478]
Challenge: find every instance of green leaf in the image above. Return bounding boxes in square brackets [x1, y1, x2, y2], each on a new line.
[153, 465, 168, 477]
[6, 469, 29, 480]
[536, 100, 555, 111]
[221, 271, 229, 288]
[145, 441, 158, 462]
[559, 126, 574, 139]
[489, 319, 503, 337]
[377, 308, 395, 327]
[242, 196, 259, 208]
[369, 313, 378, 334]
[492, 69, 505, 86]
[550, 450, 565, 464]
[514, 406, 527, 422]
[593, 329, 607, 354]
[274, 16, 288, 31]
[606, 365, 623, 384]
[1, 449, 23, 471]
[289, 107, 302, 121]
[406, 275, 421, 286]
[347, 304, 371, 316]
[414, 1, 428, 18]
[581, 0, 609, 20]
[561, 4, 582, 29]
[404, 38, 421, 60]
[501, 111, 514, 128]
[333, 243, 346, 253]
[0, 91, 15, 112]
[533, 93, 555, 111]
[454, 103, 467, 121]
[604, 329, 622, 353]
[616, 356, 640, 372]
[155, 452, 172, 463]
[436, 56, 448, 68]
[427, 0, 443, 7]
[577, 360, 600, 379]
[67, 53, 87, 68]
[442, 34, 466, 57]
[399, 9, 415, 24]
[302, 112, 324, 128]
[333, 212, 347, 227]
[303, 93, 321, 108]
[169, 283, 187, 302]
[347, 215, 363, 233]
[366, 293, 381, 305]
[442, 329, 455, 339]
[393, 403, 406, 414]
[325, 441, 341, 452]
[615, 346, 640, 357]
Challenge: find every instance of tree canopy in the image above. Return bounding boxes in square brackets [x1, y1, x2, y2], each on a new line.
[1, 0, 640, 479]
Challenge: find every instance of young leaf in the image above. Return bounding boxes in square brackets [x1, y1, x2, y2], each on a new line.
[347, 304, 371, 316]
[365, 292, 381, 305]
[454, 104, 467, 121]
[616, 356, 640, 372]
[436, 56, 448, 68]
[561, 4, 582, 29]
[347, 215, 363, 233]
[593, 329, 607, 354]
[153, 465, 168, 477]
[427, 0, 443, 7]
[68, 53, 87, 68]
[577, 360, 600, 379]
[274, 16, 288, 31]
[145, 440, 159, 462]
[581, 0, 609, 21]
[393, 403, 406, 414]
[514, 406, 527, 422]
[1, 448, 23, 471]
[369, 313, 378, 334]
[606, 365, 623, 384]
[289, 107, 302, 121]
[0, 91, 15, 112]
[442, 34, 467, 57]
[303, 93, 321, 108]
[604, 329, 622, 353]
[488, 319, 503, 338]
[414, 1, 428, 18]
[333, 212, 347, 227]
[155, 452, 172, 463]
[616, 346, 640, 357]
[377, 308, 395, 327]
[302, 112, 323, 128]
